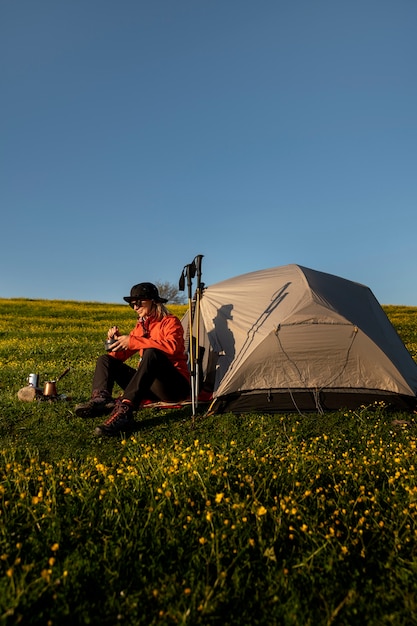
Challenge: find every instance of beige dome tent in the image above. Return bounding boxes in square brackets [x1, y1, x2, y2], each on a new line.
[193, 264, 417, 413]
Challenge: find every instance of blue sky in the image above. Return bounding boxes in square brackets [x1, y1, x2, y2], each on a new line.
[1, 0, 416, 305]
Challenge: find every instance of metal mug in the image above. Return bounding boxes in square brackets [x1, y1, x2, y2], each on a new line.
[43, 381, 57, 397]
[28, 373, 39, 388]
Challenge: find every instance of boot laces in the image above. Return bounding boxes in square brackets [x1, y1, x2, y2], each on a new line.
[92, 390, 111, 403]
[104, 401, 131, 426]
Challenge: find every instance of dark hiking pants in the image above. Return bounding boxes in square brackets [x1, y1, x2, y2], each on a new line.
[92, 348, 190, 407]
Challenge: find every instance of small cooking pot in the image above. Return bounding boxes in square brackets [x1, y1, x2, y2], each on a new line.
[42, 368, 71, 398]
[43, 381, 58, 397]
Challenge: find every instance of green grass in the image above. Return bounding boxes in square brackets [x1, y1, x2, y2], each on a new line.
[1, 299, 417, 625]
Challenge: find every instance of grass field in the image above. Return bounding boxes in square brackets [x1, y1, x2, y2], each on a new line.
[0, 298, 417, 625]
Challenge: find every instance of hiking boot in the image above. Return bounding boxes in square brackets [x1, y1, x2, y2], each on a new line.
[74, 390, 115, 418]
[94, 400, 135, 437]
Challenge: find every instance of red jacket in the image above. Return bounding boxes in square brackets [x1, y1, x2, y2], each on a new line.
[110, 314, 190, 381]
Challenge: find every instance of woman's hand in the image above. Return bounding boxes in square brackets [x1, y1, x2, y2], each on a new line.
[110, 334, 130, 351]
[107, 326, 119, 339]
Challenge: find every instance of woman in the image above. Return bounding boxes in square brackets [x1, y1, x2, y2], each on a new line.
[75, 282, 190, 436]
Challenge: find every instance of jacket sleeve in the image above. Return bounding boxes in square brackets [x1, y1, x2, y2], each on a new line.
[107, 347, 137, 362]
[128, 315, 185, 355]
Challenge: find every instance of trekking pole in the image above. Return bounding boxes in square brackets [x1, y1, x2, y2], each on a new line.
[187, 261, 197, 416]
[179, 261, 197, 415]
[193, 255, 204, 411]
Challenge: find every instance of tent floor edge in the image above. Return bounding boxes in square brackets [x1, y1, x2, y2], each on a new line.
[208, 389, 417, 414]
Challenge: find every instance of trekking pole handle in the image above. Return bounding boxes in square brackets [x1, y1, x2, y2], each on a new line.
[186, 261, 196, 290]
[194, 255, 203, 283]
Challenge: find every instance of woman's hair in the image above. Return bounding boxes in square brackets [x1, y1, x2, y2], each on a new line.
[152, 302, 170, 321]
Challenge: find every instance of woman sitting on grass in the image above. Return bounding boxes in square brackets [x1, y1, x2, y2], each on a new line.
[75, 282, 190, 436]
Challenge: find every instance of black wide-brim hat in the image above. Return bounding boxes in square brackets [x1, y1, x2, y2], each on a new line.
[123, 282, 168, 304]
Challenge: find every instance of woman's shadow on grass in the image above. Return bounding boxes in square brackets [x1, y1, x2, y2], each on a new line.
[131, 407, 194, 432]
